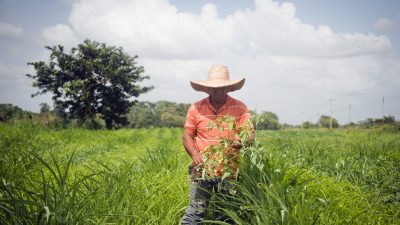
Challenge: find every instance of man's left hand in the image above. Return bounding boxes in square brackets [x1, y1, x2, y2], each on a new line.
[232, 140, 242, 152]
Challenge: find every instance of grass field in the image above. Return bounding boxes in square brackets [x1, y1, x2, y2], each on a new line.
[1, 121, 399, 224]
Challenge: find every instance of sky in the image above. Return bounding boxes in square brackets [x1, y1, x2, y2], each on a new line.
[0, 0, 399, 125]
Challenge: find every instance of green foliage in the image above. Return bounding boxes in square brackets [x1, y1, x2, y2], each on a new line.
[28, 103, 64, 128]
[214, 148, 325, 225]
[359, 115, 396, 128]
[196, 115, 253, 180]
[156, 101, 189, 127]
[127, 101, 190, 128]
[27, 39, 153, 129]
[318, 115, 339, 128]
[127, 101, 160, 128]
[39, 103, 51, 114]
[1, 122, 399, 224]
[254, 111, 281, 130]
[0, 123, 186, 224]
[255, 129, 400, 224]
[302, 121, 318, 129]
[0, 104, 31, 122]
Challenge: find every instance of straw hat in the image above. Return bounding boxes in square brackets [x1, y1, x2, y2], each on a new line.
[190, 65, 245, 94]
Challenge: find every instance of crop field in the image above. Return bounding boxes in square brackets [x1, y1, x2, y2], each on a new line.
[1, 122, 399, 224]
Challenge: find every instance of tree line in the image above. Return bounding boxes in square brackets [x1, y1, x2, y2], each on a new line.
[0, 102, 190, 129]
[0, 102, 283, 130]
[2, 102, 397, 130]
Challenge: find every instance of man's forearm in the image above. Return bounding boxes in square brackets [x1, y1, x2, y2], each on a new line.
[182, 129, 203, 165]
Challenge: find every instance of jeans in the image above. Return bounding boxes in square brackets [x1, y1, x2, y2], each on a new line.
[181, 166, 235, 225]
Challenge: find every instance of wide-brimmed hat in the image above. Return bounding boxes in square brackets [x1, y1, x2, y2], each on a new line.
[190, 65, 245, 94]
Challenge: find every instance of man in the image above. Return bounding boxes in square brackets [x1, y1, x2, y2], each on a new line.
[181, 65, 253, 224]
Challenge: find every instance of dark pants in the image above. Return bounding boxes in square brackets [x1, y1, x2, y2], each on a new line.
[181, 166, 235, 225]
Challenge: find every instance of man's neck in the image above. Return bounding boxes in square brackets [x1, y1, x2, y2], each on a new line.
[209, 94, 227, 112]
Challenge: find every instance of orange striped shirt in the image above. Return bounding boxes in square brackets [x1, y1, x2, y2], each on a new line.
[184, 95, 251, 152]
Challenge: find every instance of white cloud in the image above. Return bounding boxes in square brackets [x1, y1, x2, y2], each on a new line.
[36, 0, 400, 123]
[0, 21, 23, 38]
[42, 23, 78, 49]
[373, 17, 395, 30]
[65, 0, 392, 59]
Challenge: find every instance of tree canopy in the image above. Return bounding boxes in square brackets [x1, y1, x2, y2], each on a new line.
[318, 115, 339, 128]
[127, 101, 190, 128]
[0, 104, 30, 122]
[27, 39, 153, 129]
[255, 111, 281, 130]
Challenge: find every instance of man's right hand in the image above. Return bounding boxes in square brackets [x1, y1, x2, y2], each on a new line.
[191, 152, 203, 165]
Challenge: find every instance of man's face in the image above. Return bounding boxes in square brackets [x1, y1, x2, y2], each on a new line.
[209, 87, 228, 101]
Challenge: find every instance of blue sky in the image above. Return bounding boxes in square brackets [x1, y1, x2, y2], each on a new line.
[0, 0, 399, 124]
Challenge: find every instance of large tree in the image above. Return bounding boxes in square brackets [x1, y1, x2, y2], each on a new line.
[256, 111, 281, 130]
[318, 115, 339, 128]
[126, 101, 190, 128]
[0, 104, 30, 122]
[27, 40, 153, 129]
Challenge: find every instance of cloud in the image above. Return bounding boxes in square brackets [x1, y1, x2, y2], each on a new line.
[42, 23, 78, 49]
[36, 0, 400, 123]
[373, 17, 395, 30]
[64, 0, 393, 59]
[0, 21, 23, 39]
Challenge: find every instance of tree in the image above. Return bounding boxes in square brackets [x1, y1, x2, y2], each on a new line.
[39, 103, 51, 114]
[154, 101, 190, 127]
[318, 115, 339, 128]
[127, 101, 160, 128]
[0, 104, 30, 122]
[27, 39, 153, 129]
[358, 115, 396, 128]
[256, 111, 281, 130]
[302, 121, 317, 129]
[126, 100, 190, 128]
[375, 115, 396, 125]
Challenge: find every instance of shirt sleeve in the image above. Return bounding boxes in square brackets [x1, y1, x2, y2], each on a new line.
[238, 111, 250, 125]
[236, 103, 249, 124]
[184, 104, 197, 131]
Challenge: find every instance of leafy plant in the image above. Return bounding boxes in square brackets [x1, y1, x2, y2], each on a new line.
[196, 115, 254, 180]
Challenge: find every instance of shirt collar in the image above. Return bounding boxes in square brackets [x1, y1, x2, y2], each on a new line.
[206, 94, 232, 114]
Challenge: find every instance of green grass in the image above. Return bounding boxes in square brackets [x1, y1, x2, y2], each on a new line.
[0, 122, 399, 224]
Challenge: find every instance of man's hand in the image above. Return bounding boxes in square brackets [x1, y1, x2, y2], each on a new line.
[191, 151, 203, 165]
[231, 140, 243, 152]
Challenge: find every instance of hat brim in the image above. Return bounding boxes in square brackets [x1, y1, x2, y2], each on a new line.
[190, 78, 245, 94]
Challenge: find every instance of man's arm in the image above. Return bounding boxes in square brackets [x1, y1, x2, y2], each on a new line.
[182, 128, 203, 165]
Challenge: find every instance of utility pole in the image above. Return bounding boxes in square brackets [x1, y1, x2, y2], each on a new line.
[349, 104, 352, 124]
[382, 97, 385, 117]
[301, 112, 304, 129]
[329, 99, 335, 129]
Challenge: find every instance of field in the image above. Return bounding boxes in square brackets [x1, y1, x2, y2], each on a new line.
[1, 122, 399, 224]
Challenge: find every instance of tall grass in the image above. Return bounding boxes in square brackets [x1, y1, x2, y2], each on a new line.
[208, 143, 324, 225]
[241, 128, 400, 224]
[0, 122, 189, 224]
[1, 122, 399, 224]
